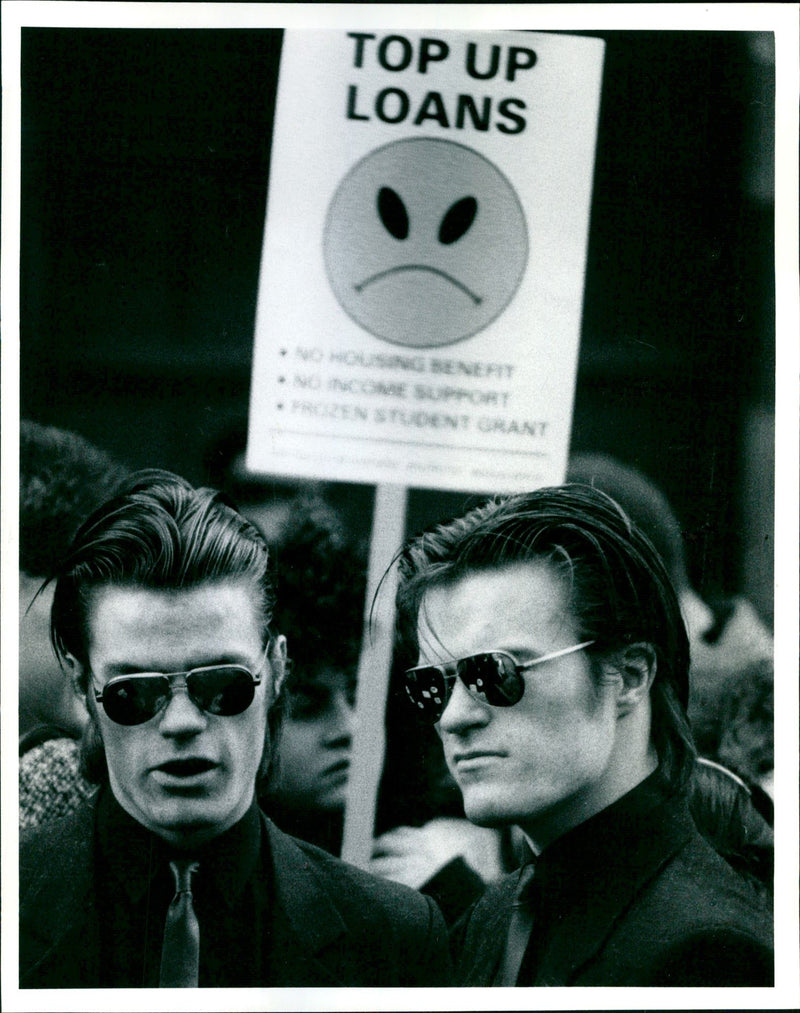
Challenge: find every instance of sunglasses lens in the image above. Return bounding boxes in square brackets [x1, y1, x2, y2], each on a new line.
[404, 651, 526, 722]
[102, 676, 171, 726]
[188, 667, 256, 716]
[100, 668, 257, 725]
[403, 666, 449, 722]
[457, 653, 525, 707]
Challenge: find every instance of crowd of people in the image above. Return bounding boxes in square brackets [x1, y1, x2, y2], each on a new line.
[18, 418, 775, 988]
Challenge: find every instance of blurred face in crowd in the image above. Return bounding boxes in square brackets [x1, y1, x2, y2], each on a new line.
[19, 573, 87, 737]
[81, 580, 285, 847]
[272, 669, 357, 811]
[416, 561, 625, 849]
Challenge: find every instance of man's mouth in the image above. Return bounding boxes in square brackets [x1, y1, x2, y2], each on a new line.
[451, 751, 506, 770]
[322, 757, 350, 779]
[154, 758, 217, 778]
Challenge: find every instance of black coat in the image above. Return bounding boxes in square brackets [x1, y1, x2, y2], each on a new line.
[452, 782, 773, 986]
[20, 797, 452, 988]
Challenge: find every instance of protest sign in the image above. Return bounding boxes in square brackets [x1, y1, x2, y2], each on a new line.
[248, 29, 604, 492]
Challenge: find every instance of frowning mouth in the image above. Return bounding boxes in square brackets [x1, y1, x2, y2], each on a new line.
[452, 751, 506, 766]
[321, 758, 350, 781]
[354, 265, 482, 304]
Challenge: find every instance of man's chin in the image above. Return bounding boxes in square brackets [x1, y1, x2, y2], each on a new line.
[125, 791, 247, 846]
[313, 789, 347, 812]
[150, 812, 236, 848]
[461, 789, 523, 829]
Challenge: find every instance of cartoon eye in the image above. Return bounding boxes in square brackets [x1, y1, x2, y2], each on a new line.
[438, 197, 477, 245]
[377, 187, 409, 240]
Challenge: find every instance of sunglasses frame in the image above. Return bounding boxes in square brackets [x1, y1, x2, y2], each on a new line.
[93, 641, 272, 726]
[404, 640, 596, 722]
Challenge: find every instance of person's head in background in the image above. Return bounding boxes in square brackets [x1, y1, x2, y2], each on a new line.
[262, 501, 367, 833]
[20, 419, 129, 741]
[566, 453, 712, 642]
[203, 423, 375, 550]
[203, 425, 333, 545]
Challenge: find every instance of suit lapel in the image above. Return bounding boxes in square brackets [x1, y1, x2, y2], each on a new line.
[533, 800, 695, 984]
[262, 815, 352, 985]
[457, 873, 519, 985]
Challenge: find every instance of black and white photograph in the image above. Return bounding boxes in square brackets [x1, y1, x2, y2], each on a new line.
[3, 2, 797, 1010]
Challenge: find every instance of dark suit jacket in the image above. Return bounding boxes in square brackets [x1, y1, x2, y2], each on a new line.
[452, 779, 773, 986]
[20, 798, 451, 988]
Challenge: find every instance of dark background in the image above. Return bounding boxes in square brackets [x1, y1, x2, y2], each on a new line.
[20, 28, 775, 622]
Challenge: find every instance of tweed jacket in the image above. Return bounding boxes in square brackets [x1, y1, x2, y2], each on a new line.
[20, 796, 451, 988]
[452, 779, 773, 986]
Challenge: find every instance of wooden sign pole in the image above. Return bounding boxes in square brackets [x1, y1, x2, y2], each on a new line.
[340, 482, 408, 868]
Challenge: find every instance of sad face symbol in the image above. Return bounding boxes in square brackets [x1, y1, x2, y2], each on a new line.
[323, 138, 528, 348]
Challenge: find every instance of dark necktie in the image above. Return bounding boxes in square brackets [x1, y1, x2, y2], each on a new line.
[494, 862, 537, 986]
[159, 859, 200, 987]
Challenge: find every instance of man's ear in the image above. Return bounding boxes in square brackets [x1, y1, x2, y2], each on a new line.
[61, 652, 86, 700]
[269, 635, 289, 697]
[614, 642, 657, 716]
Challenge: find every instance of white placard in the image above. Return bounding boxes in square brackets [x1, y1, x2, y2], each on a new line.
[249, 28, 604, 492]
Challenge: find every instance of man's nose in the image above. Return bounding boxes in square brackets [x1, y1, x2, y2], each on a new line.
[158, 686, 208, 736]
[323, 691, 357, 745]
[437, 676, 491, 736]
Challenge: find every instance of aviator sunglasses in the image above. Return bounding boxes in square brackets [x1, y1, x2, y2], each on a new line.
[404, 641, 595, 723]
[93, 643, 271, 726]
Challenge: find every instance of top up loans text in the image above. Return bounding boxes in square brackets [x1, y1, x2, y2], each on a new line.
[346, 33, 538, 135]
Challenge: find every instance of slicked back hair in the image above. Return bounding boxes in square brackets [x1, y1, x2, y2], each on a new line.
[49, 469, 282, 783]
[396, 484, 696, 789]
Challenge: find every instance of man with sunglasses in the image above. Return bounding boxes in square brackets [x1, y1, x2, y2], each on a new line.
[396, 484, 772, 986]
[20, 470, 450, 988]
